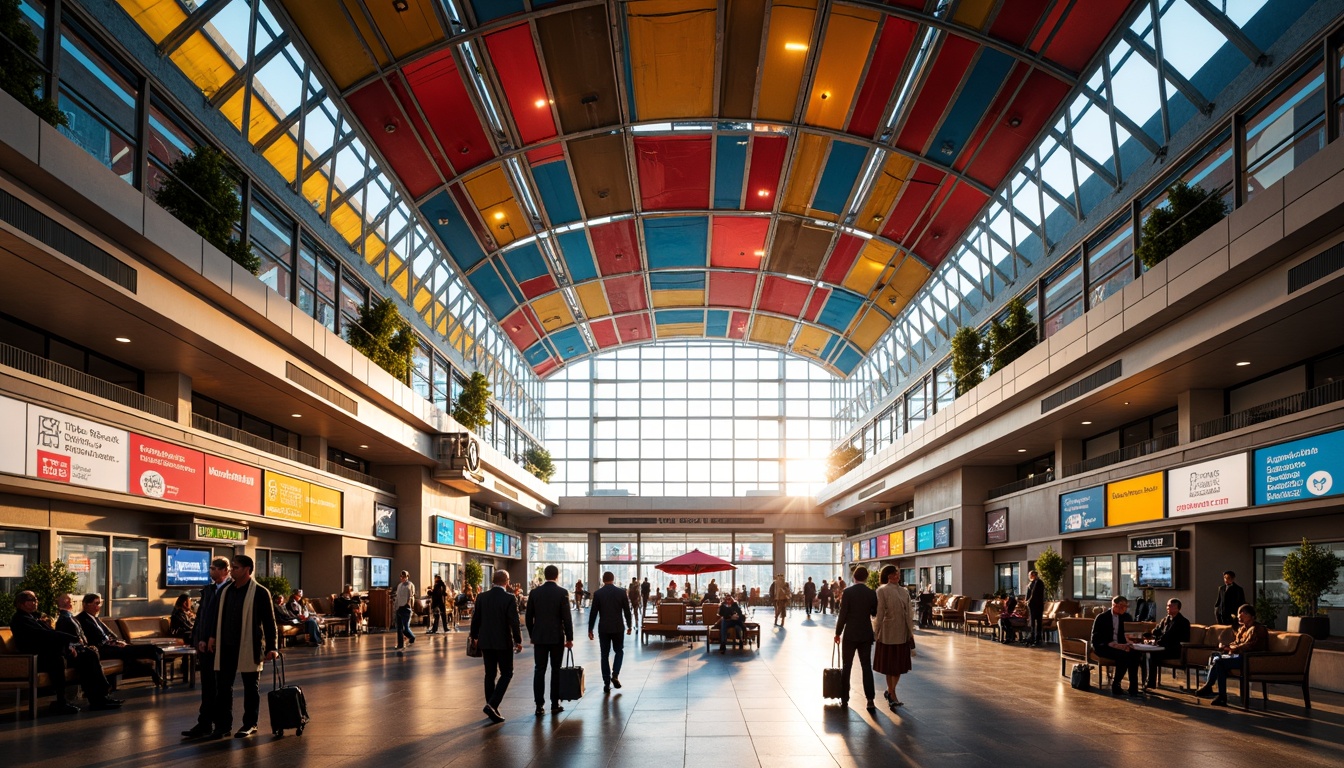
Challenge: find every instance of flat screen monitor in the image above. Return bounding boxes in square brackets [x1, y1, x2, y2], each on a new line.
[165, 546, 212, 587]
[371, 556, 391, 588]
[1135, 552, 1176, 589]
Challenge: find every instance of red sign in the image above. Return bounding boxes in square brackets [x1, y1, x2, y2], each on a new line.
[129, 434, 205, 504]
[204, 455, 262, 515]
[877, 535, 890, 558]
[454, 521, 468, 548]
[35, 450, 71, 482]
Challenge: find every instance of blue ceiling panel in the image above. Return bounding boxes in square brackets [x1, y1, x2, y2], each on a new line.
[649, 270, 706, 291]
[926, 49, 1013, 166]
[549, 326, 590, 359]
[467, 263, 520, 319]
[532, 160, 583, 225]
[556, 230, 598, 282]
[643, 216, 709, 269]
[834, 343, 863, 375]
[655, 309, 704, 325]
[471, 0, 525, 24]
[523, 340, 553, 366]
[502, 241, 549, 282]
[706, 309, 731, 336]
[816, 288, 865, 332]
[713, 134, 748, 209]
[812, 141, 868, 214]
[421, 191, 487, 272]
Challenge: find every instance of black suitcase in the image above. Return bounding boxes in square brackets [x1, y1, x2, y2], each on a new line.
[555, 649, 585, 701]
[1070, 663, 1092, 691]
[268, 655, 309, 735]
[822, 645, 846, 700]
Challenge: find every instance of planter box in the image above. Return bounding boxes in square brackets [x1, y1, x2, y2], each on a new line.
[1286, 614, 1331, 640]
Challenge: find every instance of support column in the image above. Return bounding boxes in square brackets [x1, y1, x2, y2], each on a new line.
[300, 434, 329, 465]
[144, 372, 192, 426]
[1054, 438, 1082, 477]
[774, 531, 787, 585]
[1179, 389, 1224, 443]
[587, 531, 601, 591]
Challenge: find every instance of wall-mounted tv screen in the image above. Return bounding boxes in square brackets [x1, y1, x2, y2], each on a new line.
[371, 556, 392, 588]
[165, 546, 212, 587]
[1135, 552, 1176, 589]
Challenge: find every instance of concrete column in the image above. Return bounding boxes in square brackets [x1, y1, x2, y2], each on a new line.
[773, 531, 787, 584]
[1054, 438, 1082, 477]
[1179, 389, 1224, 443]
[588, 531, 601, 589]
[144, 372, 192, 426]
[300, 434, 329, 465]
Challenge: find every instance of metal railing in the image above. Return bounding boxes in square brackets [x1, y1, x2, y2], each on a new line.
[191, 413, 321, 469]
[987, 470, 1057, 499]
[470, 507, 511, 529]
[324, 461, 396, 494]
[1193, 380, 1344, 441]
[0, 341, 176, 421]
[1061, 432, 1180, 478]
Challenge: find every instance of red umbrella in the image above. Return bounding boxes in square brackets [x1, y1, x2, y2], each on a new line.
[655, 549, 735, 595]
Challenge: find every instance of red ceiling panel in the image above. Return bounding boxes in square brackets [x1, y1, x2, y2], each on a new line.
[589, 318, 620, 348]
[402, 49, 495, 174]
[988, 0, 1051, 48]
[534, 358, 560, 377]
[634, 136, 713, 211]
[757, 275, 812, 317]
[502, 306, 541, 350]
[345, 81, 441, 198]
[527, 144, 565, 165]
[1041, 3, 1130, 72]
[963, 69, 1070, 187]
[744, 135, 788, 212]
[909, 183, 988, 267]
[820, 234, 865, 284]
[449, 183, 494, 251]
[881, 164, 945, 243]
[708, 271, 759, 309]
[710, 216, 770, 268]
[617, 312, 653, 343]
[848, 17, 918, 139]
[605, 274, 649, 314]
[728, 311, 749, 339]
[589, 219, 642, 275]
[804, 286, 829, 323]
[387, 76, 454, 183]
[520, 274, 558, 299]
[895, 35, 978, 156]
[485, 24, 559, 145]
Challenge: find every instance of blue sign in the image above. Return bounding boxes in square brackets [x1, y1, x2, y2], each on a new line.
[434, 516, 455, 546]
[495, 532, 506, 553]
[933, 519, 951, 549]
[1255, 429, 1344, 504]
[1060, 486, 1105, 533]
[916, 524, 934, 551]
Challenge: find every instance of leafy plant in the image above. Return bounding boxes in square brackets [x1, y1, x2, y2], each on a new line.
[0, 590, 14, 625]
[464, 559, 483, 590]
[1255, 593, 1284, 629]
[1136, 180, 1229, 269]
[866, 569, 882, 591]
[987, 297, 1037, 373]
[0, 0, 67, 127]
[523, 446, 555, 483]
[1281, 538, 1342, 616]
[1033, 546, 1066, 600]
[826, 443, 864, 482]
[255, 575, 292, 603]
[152, 145, 260, 273]
[19, 559, 80, 619]
[346, 297, 417, 385]
[452, 371, 492, 432]
[951, 325, 985, 395]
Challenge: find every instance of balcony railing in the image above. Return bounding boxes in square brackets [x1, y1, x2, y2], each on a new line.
[470, 507, 512, 529]
[325, 461, 396, 495]
[191, 413, 321, 469]
[987, 470, 1057, 499]
[1062, 432, 1180, 478]
[1193, 380, 1344, 441]
[0, 341, 176, 421]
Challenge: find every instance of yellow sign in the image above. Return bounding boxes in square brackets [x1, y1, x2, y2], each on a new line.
[890, 531, 903, 556]
[468, 525, 479, 550]
[1107, 471, 1165, 526]
[851, 541, 859, 561]
[309, 484, 343, 528]
[264, 471, 309, 522]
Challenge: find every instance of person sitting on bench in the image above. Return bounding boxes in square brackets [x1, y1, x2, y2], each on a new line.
[718, 594, 747, 653]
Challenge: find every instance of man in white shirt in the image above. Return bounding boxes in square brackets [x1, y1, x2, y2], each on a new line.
[394, 570, 417, 651]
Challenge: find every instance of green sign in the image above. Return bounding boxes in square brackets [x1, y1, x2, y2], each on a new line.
[194, 522, 247, 543]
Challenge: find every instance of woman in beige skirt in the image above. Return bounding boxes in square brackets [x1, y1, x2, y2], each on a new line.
[873, 565, 915, 711]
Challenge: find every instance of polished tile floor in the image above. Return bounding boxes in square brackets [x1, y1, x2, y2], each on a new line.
[3, 610, 1342, 768]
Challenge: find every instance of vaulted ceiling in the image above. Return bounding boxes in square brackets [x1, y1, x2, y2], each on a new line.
[277, 0, 1135, 377]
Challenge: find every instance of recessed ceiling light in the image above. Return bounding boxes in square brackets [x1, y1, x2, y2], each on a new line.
[291, 413, 302, 418]
[757, 189, 770, 197]
[784, 42, 808, 52]
[493, 212, 505, 221]
[1236, 361, 1251, 367]
[114, 337, 131, 343]
[1017, 449, 1027, 453]
[359, 444, 369, 449]
[1081, 421, 1092, 425]
[534, 99, 546, 108]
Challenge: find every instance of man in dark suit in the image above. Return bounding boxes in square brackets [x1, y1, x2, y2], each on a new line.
[833, 567, 879, 711]
[182, 557, 230, 738]
[1213, 570, 1245, 625]
[640, 577, 651, 613]
[471, 569, 523, 724]
[1091, 595, 1142, 697]
[1143, 598, 1191, 688]
[73, 593, 163, 683]
[524, 565, 573, 715]
[11, 590, 120, 713]
[803, 577, 817, 617]
[588, 570, 633, 693]
[1024, 569, 1045, 647]
[205, 554, 279, 739]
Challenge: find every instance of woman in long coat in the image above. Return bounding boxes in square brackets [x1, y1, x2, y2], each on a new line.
[873, 565, 916, 711]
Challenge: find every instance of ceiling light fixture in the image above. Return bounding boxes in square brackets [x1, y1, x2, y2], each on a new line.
[291, 413, 302, 418]
[383, 123, 396, 133]
[114, 337, 131, 343]
[819, 91, 831, 101]
[359, 444, 369, 449]
[1081, 421, 1092, 425]
[493, 212, 505, 220]
[1017, 448, 1027, 453]
[1236, 361, 1251, 366]
[534, 99, 547, 108]
[757, 189, 770, 197]
[784, 42, 808, 52]
[392, 0, 409, 12]
[1008, 116, 1022, 128]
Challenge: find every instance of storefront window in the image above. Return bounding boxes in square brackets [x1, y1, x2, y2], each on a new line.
[1072, 556, 1114, 600]
[0, 529, 41, 595]
[785, 536, 840, 590]
[111, 538, 147, 599]
[996, 562, 1021, 595]
[350, 557, 368, 593]
[528, 534, 587, 592]
[1116, 554, 1140, 600]
[58, 534, 107, 597]
[267, 550, 302, 586]
[934, 565, 952, 594]
[1256, 541, 1344, 630]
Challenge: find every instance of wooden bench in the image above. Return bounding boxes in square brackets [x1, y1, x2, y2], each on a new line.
[641, 603, 687, 643]
[115, 616, 185, 647]
[0, 626, 124, 720]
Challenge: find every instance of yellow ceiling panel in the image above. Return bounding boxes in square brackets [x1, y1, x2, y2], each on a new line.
[463, 166, 531, 247]
[171, 33, 237, 101]
[576, 282, 612, 318]
[758, 0, 818, 121]
[843, 239, 897, 296]
[436, 316, 447, 335]
[246, 93, 281, 144]
[792, 325, 830, 359]
[749, 315, 795, 345]
[114, 0, 184, 44]
[217, 89, 246, 132]
[849, 309, 891, 352]
[532, 294, 575, 331]
[952, 0, 997, 31]
[803, 7, 878, 130]
[858, 154, 915, 233]
[651, 290, 705, 308]
[626, 0, 717, 119]
[278, 0, 383, 89]
[414, 287, 433, 314]
[656, 322, 703, 338]
[329, 203, 364, 244]
[875, 256, 930, 315]
[781, 132, 828, 217]
[360, 0, 445, 62]
[301, 170, 332, 216]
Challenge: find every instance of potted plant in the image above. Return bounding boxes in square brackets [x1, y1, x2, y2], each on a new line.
[464, 559, 483, 592]
[152, 145, 260, 273]
[346, 297, 417, 385]
[523, 446, 555, 482]
[452, 371, 492, 432]
[986, 297, 1037, 373]
[826, 443, 864, 482]
[19, 559, 79, 619]
[255, 575, 293, 603]
[1281, 538, 1341, 640]
[1033, 546, 1066, 600]
[951, 325, 984, 396]
[1135, 180, 1228, 270]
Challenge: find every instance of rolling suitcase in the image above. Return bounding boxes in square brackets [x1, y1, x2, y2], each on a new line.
[268, 654, 309, 736]
[555, 648, 585, 701]
[822, 645, 846, 700]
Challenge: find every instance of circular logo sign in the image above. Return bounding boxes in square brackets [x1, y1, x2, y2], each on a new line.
[1307, 470, 1333, 496]
[466, 438, 480, 473]
[138, 470, 165, 498]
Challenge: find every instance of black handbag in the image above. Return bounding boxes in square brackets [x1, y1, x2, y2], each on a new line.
[555, 648, 585, 701]
[1070, 663, 1092, 690]
[466, 637, 482, 658]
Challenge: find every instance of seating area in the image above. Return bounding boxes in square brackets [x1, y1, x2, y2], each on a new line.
[639, 602, 761, 649]
[0, 627, 125, 720]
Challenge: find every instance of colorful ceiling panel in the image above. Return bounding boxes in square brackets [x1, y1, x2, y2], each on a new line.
[279, 0, 1134, 377]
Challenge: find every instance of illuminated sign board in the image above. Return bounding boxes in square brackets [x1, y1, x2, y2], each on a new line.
[1060, 486, 1105, 533]
[1106, 472, 1165, 526]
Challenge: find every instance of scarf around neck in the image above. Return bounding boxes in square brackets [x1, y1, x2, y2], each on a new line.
[213, 578, 261, 673]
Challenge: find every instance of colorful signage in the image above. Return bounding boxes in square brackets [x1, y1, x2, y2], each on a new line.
[1060, 486, 1105, 533]
[851, 541, 859, 561]
[204, 455, 261, 515]
[1106, 471, 1165, 526]
[889, 532, 902, 556]
[916, 524, 934, 551]
[309, 484, 342, 527]
[860, 539, 870, 560]
[130, 434, 204, 503]
[1168, 454, 1248, 517]
[192, 522, 248, 543]
[904, 528, 916, 554]
[434, 516, 455, 546]
[0, 394, 25, 475]
[375, 503, 397, 539]
[455, 521, 468, 547]
[1254, 429, 1344, 504]
[26, 405, 128, 492]
[986, 509, 1008, 544]
[933, 519, 951, 548]
[263, 471, 342, 528]
[877, 534, 890, 558]
[495, 532, 506, 553]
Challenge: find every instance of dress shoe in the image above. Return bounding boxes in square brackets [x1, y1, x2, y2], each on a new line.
[1111, 684, 1123, 696]
[49, 701, 80, 715]
[839, 698, 848, 708]
[182, 725, 214, 739]
[1209, 695, 1228, 707]
[552, 703, 564, 713]
[535, 705, 546, 715]
[408, 635, 415, 645]
[484, 704, 505, 723]
[90, 698, 124, 710]
[611, 676, 621, 689]
[603, 684, 611, 694]
[719, 648, 726, 654]
[865, 699, 877, 712]
[426, 630, 438, 635]
[883, 691, 891, 701]
[208, 729, 231, 740]
[1127, 687, 1140, 697]
[234, 726, 257, 738]
[1194, 682, 1215, 697]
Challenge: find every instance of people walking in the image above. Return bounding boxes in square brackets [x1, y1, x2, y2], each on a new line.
[804, 577, 817, 617]
[471, 570, 523, 723]
[204, 555, 279, 738]
[589, 571, 633, 693]
[526, 565, 574, 715]
[770, 573, 791, 627]
[640, 577, 651, 612]
[873, 566, 915, 711]
[627, 577, 642, 624]
[818, 580, 832, 614]
[834, 567, 878, 711]
[393, 570, 417, 650]
[428, 575, 449, 634]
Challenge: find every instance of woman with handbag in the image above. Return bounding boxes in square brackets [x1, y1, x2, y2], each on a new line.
[873, 565, 915, 711]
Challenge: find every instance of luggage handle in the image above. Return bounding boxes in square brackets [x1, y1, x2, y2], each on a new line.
[832, 641, 840, 668]
[565, 647, 575, 667]
[272, 652, 286, 690]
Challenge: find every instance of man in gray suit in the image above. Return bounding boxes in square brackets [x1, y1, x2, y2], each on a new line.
[524, 565, 573, 715]
[588, 571, 633, 693]
[834, 567, 879, 711]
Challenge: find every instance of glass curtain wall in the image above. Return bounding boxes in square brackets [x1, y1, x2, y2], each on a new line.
[527, 534, 588, 594]
[0, 529, 40, 596]
[1256, 540, 1344, 630]
[599, 534, 639, 588]
[58, 534, 107, 597]
[785, 536, 841, 595]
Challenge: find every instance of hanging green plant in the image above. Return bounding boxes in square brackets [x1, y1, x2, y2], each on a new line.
[826, 443, 864, 482]
[452, 371, 492, 432]
[346, 297, 417, 385]
[951, 325, 985, 396]
[0, 0, 67, 127]
[523, 446, 555, 483]
[1136, 180, 1229, 269]
[152, 145, 260, 274]
[987, 296, 1037, 373]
